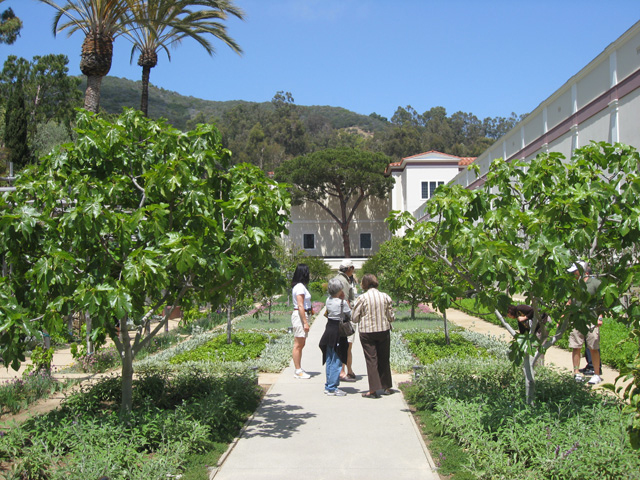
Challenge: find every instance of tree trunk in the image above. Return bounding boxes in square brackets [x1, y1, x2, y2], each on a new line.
[140, 65, 151, 117]
[226, 298, 235, 344]
[341, 225, 351, 257]
[66, 314, 73, 337]
[120, 317, 134, 416]
[411, 303, 415, 319]
[443, 310, 450, 345]
[523, 354, 536, 405]
[83, 75, 102, 113]
[85, 312, 93, 354]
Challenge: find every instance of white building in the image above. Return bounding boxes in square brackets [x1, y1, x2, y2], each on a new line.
[447, 19, 640, 196]
[287, 19, 640, 264]
[386, 151, 475, 221]
[285, 151, 472, 265]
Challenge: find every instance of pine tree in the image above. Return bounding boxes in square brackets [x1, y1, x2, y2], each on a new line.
[4, 81, 30, 169]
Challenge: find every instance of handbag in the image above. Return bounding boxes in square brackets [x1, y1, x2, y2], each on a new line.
[338, 299, 355, 337]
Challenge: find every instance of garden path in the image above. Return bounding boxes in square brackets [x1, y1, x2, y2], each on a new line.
[0, 318, 183, 425]
[210, 309, 438, 480]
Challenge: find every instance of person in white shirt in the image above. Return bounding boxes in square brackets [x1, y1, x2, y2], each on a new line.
[291, 264, 313, 379]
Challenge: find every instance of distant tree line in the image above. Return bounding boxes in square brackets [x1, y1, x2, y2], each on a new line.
[213, 93, 526, 172]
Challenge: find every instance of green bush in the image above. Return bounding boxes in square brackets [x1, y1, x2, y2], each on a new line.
[0, 371, 73, 415]
[169, 332, 269, 364]
[75, 347, 121, 373]
[0, 370, 261, 479]
[404, 331, 486, 365]
[308, 281, 327, 296]
[402, 356, 640, 479]
[304, 256, 332, 282]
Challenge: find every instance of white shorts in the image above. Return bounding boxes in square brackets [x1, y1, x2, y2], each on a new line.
[346, 322, 357, 343]
[291, 310, 308, 338]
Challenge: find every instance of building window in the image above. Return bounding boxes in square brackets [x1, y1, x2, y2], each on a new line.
[422, 181, 445, 199]
[360, 233, 372, 250]
[303, 233, 315, 250]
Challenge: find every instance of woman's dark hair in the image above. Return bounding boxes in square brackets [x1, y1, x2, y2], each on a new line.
[291, 263, 310, 286]
[360, 273, 379, 291]
[507, 305, 518, 317]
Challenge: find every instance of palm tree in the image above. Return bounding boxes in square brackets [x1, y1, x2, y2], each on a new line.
[38, 0, 132, 113]
[124, 0, 244, 117]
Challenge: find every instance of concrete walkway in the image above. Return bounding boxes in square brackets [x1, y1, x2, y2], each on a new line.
[211, 312, 438, 480]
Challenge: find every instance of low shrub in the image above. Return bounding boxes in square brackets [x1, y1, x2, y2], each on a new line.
[308, 281, 327, 296]
[403, 356, 640, 479]
[389, 331, 415, 373]
[169, 332, 269, 364]
[404, 331, 487, 365]
[0, 370, 261, 479]
[392, 314, 449, 331]
[75, 347, 121, 373]
[0, 371, 73, 415]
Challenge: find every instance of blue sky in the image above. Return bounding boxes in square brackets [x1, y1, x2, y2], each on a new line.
[2, 0, 639, 120]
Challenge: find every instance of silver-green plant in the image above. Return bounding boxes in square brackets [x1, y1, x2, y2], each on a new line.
[390, 330, 415, 373]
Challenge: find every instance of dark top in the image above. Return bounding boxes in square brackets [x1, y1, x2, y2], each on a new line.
[319, 319, 349, 365]
[515, 304, 549, 334]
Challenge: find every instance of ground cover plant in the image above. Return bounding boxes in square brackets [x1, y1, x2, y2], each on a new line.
[404, 331, 488, 365]
[170, 332, 271, 364]
[393, 303, 447, 331]
[403, 355, 640, 479]
[0, 368, 260, 479]
[0, 371, 73, 416]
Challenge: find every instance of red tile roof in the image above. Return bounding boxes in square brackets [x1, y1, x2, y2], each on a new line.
[385, 151, 476, 174]
[458, 157, 476, 166]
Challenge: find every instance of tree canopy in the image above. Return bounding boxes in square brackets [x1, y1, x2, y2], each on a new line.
[0, 108, 290, 413]
[274, 147, 393, 257]
[0, 0, 22, 45]
[38, 0, 132, 112]
[0, 54, 82, 155]
[123, 0, 244, 116]
[389, 141, 640, 409]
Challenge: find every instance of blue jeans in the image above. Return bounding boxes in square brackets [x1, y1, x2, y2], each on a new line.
[324, 346, 342, 392]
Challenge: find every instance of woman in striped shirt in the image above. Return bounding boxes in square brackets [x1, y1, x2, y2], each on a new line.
[351, 273, 395, 398]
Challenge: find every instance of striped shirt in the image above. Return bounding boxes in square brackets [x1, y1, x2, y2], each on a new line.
[351, 288, 395, 333]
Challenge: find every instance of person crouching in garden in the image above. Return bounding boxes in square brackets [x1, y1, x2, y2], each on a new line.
[351, 273, 395, 398]
[319, 278, 350, 396]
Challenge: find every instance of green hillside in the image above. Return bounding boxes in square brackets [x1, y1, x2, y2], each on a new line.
[80, 76, 388, 133]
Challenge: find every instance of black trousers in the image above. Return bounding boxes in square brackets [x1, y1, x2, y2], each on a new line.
[359, 330, 392, 392]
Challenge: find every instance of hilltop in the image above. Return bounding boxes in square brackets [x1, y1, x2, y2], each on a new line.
[82, 76, 389, 133]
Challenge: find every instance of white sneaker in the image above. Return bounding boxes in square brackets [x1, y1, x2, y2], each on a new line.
[574, 373, 584, 382]
[294, 369, 310, 379]
[588, 374, 602, 385]
[324, 388, 346, 396]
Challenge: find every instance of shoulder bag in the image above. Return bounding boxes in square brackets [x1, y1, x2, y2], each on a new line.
[338, 299, 355, 337]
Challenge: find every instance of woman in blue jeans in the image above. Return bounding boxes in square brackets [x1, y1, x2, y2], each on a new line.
[319, 278, 350, 396]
